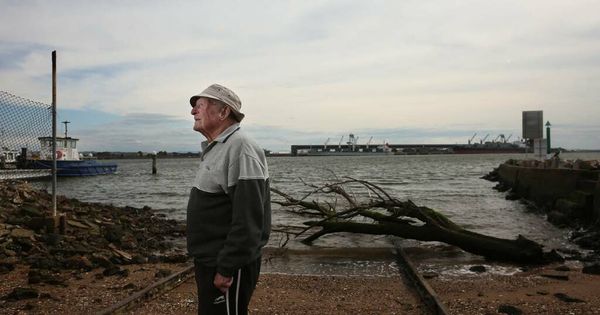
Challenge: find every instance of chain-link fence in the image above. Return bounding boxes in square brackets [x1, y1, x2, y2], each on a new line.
[1, 90, 52, 179]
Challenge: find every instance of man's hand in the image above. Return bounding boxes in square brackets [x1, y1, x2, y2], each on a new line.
[214, 273, 233, 293]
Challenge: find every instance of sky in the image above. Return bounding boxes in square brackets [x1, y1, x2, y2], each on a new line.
[1, 0, 599, 152]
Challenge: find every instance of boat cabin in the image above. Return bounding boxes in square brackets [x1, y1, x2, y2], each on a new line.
[1, 147, 19, 164]
[38, 137, 80, 161]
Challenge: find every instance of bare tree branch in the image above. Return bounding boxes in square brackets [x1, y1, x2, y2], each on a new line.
[272, 177, 559, 264]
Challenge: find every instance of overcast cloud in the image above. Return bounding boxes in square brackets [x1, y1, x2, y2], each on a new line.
[1, 0, 599, 151]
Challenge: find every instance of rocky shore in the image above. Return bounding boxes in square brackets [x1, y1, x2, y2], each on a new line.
[0, 180, 188, 311]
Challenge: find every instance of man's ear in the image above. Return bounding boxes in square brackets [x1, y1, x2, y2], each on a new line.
[221, 107, 231, 120]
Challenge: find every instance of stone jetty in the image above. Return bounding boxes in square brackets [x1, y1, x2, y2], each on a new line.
[485, 158, 600, 253]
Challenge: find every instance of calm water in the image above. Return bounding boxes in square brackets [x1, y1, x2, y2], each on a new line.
[33, 152, 600, 275]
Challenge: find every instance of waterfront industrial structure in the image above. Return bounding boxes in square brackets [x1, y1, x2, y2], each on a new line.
[290, 133, 528, 156]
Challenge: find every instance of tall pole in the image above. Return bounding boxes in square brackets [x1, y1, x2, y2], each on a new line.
[52, 51, 57, 218]
[545, 121, 551, 155]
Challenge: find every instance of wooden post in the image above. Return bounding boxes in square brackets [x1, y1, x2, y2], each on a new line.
[152, 154, 157, 174]
[59, 213, 67, 234]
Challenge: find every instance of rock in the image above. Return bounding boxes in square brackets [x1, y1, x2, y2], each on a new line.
[155, 268, 172, 278]
[104, 225, 124, 244]
[102, 266, 122, 276]
[132, 255, 147, 264]
[103, 266, 129, 277]
[147, 255, 160, 263]
[90, 254, 114, 269]
[498, 304, 522, 315]
[39, 233, 63, 246]
[28, 256, 63, 270]
[573, 159, 595, 170]
[0, 261, 15, 274]
[144, 238, 160, 249]
[10, 228, 34, 239]
[543, 249, 565, 263]
[23, 217, 47, 231]
[421, 272, 439, 279]
[469, 265, 486, 273]
[540, 274, 569, 281]
[20, 204, 44, 217]
[64, 256, 93, 271]
[67, 220, 90, 229]
[39, 292, 59, 301]
[554, 265, 570, 272]
[505, 191, 520, 201]
[555, 199, 580, 216]
[123, 283, 137, 290]
[108, 244, 132, 262]
[572, 231, 600, 249]
[582, 263, 600, 275]
[547, 211, 570, 227]
[494, 182, 510, 192]
[28, 269, 67, 286]
[554, 292, 585, 303]
[121, 238, 138, 250]
[159, 253, 189, 264]
[24, 302, 36, 310]
[3, 287, 39, 301]
[13, 237, 34, 252]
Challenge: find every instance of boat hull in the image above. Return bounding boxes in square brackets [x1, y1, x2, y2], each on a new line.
[32, 160, 118, 176]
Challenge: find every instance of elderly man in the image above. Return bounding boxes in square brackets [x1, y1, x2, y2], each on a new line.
[187, 84, 271, 315]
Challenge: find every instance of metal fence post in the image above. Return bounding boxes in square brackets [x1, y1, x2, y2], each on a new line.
[52, 51, 57, 221]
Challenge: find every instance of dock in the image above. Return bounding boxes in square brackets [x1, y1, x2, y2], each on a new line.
[0, 169, 51, 180]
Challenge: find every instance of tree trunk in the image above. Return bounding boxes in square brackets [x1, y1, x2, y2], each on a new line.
[273, 178, 559, 264]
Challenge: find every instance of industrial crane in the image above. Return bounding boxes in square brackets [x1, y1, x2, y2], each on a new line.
[493, 134, 502, 143]
[323, 137, 330, 149]
[480, 134, 490, 144]
[468, 133, 477, 145]
[505, 134, 512, 143]
[366, 136, 373, 148]
[338, 135, 344, 149]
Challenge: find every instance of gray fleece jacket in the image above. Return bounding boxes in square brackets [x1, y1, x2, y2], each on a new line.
[186, 124, 271, 277]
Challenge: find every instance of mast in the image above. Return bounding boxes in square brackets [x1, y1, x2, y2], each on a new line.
[62, 120, 70, 138]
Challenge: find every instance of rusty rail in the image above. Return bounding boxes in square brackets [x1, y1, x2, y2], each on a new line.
[393, 240, 449, 315]
[96, 264, 195, 315]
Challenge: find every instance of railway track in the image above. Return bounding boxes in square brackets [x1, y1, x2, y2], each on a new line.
[98, 244, 449, 314]
[96, 264, 195, 315]
[393, 240, 449, 315]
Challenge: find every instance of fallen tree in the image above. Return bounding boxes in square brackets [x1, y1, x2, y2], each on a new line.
[272, 177, 561, 264]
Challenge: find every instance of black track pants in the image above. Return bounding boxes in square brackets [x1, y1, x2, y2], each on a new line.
[194, 257, 261, 315]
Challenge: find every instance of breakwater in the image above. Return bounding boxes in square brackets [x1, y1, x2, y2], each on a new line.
[489, 159, 600, 249]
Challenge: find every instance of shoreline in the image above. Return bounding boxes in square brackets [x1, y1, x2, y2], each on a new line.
[3, 257, 600, 314]
[2, 180, 600, 313]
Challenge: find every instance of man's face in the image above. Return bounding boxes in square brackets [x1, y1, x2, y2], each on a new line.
[191, 98, 224, 136]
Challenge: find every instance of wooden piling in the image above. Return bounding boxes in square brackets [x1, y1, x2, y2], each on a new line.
[152, 154, 157, 174]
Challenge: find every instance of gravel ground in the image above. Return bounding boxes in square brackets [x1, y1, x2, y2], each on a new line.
[2, 261, 600, 314]
[429, 263, 600, 315]
[0, 262, 190, 314]
[133, 273, 427, 315]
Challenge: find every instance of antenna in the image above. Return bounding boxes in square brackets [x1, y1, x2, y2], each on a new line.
[62, 121, 70, 138]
